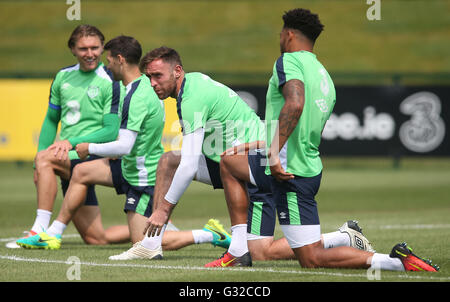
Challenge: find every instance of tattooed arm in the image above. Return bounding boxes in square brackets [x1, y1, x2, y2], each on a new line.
[268, 79, 305, 181]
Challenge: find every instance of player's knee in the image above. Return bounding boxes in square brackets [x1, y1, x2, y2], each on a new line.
[248, 240, 272, 261]
[71, 164, 91, 184]
[297, 245, 323, 268]
[299, 254, 321, 268]
[249, 248, 270, 261]
[81, 233, 107, 245]
[35, 150, 52, 169]
[219, 157, 232, 178]
[79, 229, 108, 245]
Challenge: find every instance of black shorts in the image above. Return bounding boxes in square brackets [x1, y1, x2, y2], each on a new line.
[270, 172, 322, 226]
[109, 158, 154, 218]
[60, 155, 101, 206]
[204, 156, 223, 189]
[247, 150, 277, 237]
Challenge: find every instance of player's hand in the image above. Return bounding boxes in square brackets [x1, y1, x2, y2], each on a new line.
[144, 209, 169, 237]
[47, 140, 72, 161]
[75, 143, 90, 160]
[221, 143, 249, 157]
[268, 153, 294, 182]
[220, 141, 265, 157]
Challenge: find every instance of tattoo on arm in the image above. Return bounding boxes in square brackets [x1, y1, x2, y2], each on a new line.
[278, 79, 305, 140]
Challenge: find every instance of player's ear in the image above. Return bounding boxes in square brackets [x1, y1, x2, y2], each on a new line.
[117, 54, 126, 65]
[287, 29, 296, 41]
[174, 64, 183, 79]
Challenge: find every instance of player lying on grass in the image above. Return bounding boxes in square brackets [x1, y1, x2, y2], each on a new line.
[16, 36, 231, 259]
[7, 25, 129, 249]
[129, 47, 375, 266]
[207, 8, 439, 272]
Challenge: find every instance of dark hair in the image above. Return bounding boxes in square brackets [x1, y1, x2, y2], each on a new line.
[282, 8, 324, 43]
[140, 46, 183, 72]
[104, 35, 142, 65]
[67, 24, 105, 49]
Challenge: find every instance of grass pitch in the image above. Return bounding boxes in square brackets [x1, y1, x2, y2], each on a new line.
[0, 158, 449, 283]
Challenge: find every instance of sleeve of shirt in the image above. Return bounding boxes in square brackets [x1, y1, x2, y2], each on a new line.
[164, 128, 205, 204]
[88, 128, 137, 157]
[275, 53, 304, 88]
[67, 113, 120, 146]
[37, 106, 60, 152]
[48, 72, 62, 110]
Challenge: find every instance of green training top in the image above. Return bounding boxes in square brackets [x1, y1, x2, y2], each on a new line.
[176, 72, 264, 163]
[119, 74, 165, 187]
[48, 62, 120, 142]
[265, 51, 336, 177]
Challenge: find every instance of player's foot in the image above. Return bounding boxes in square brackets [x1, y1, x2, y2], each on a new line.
[203, 219, 231, 249]
[204, 251, 252, 268]
[16, 232, 61, 250]
[108, 242, 163, 260]
[5, 230, 38, 249]
[390, 242, 439, 272]
[338, 220, 375, 252]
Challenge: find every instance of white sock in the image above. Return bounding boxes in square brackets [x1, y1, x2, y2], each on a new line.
[31, 209, 52, 233]
[46, 220, 67, 237]
[140, 224, 166, 250]
[192, 230, 213, 244]
[228, 224, 248, 257]
[370, 253, 405, 271]
[322, 231, 351, 249]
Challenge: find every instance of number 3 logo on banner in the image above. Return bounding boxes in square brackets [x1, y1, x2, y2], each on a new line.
[399, 92, 445, 153]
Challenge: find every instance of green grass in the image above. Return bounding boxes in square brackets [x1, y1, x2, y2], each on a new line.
[0, 158, 449, 282]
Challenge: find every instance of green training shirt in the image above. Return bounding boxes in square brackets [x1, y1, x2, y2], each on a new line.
[49, 62, 120, 142]
[176, 72, 264, 163]
[265, 51, 336, 177]
[119, 74, 165, 187]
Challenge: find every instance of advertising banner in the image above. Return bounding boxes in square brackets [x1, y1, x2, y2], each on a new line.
[233, 85, 449, 156]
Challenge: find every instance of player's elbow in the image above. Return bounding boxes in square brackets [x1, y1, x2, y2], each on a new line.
[118, 144, 133, 157]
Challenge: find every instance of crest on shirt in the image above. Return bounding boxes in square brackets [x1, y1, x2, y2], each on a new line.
[87, 85, 99, 99]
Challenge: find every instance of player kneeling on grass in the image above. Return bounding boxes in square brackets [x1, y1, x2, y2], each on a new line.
[134, 47, 377, 268]
[16, 36, 231, 259]
[207, 8, 438, 272]
[204, 141, 376, 267]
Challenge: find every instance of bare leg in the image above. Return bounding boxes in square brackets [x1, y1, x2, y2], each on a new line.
[128, 210, 196, 250]
[34, 150, 71, 212]
[220, 154, 250, 226]
[56, 158, 113, 225]
[73, 206, 130, 245]
[127, 211, 150, 244]
[153, 151, 181, 210]
[293, 240, 373, 268]
[247, 234, 349, 261]
[55, 158, 129, 244]
[248, 237, 296, 260]
[162, 231, 195, 251]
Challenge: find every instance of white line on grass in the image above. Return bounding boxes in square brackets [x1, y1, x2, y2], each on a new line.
[0, 254, 448, 281]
